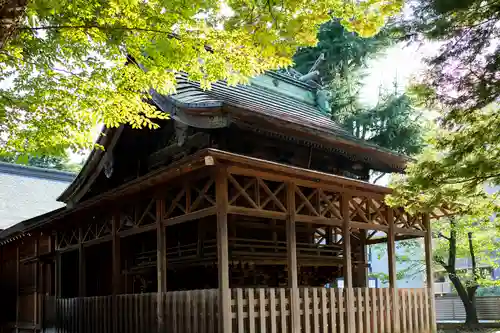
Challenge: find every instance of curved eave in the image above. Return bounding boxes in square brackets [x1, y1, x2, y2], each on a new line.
[57, 126, 123, 204]
[160, 101, 409, 172]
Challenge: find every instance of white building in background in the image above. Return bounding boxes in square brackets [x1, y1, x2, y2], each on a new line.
[0, 162, 74, 231]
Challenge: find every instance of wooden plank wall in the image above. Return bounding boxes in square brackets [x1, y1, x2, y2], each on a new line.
[46, 289, 218, 333]
[44, 288, 431, 333]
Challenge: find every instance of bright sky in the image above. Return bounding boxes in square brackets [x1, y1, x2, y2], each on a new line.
[360, 41, 438, 107]
[359, 41, 440, 186]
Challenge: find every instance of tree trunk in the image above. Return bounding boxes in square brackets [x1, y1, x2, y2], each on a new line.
[440, 219, 479, 328]
[0, 0, 28, 50]
[448, 274, 479, 327]
[465, 286, 479, 326]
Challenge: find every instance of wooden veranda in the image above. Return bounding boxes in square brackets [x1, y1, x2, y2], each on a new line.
[1, 149, 440, 333]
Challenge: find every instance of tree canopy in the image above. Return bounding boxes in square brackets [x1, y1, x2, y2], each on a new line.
[293, 20, 425, 160]
[0, 153, 83, 172]
[388, 0, 500, 212]
[293, 20, 391, 83]
[399, 0, 499, 116]
[0, 0, 403, 157]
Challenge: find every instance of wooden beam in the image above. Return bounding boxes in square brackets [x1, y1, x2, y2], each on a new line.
[216, 148, 392, 195]
[82, 234, 113, 247]
[156, 198, 167, 333]
[387, 208, 400, 333]
[350, 221, 389, 231]
[286, 182, 300, 333]
[342, 193, 355, 333]
[228, 206, 287, 220]
[366, 234, 420, 245]
[164, 207, 217, 226]
[295, 215, 343, 226]
[216, 169, 231, 333]
[424, 213, 437, 333]
[394, 227, 426, 236]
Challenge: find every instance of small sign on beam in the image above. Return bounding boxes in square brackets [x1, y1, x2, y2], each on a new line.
[205, 156, 215, 166]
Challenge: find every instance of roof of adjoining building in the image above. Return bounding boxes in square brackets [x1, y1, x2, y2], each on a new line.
[0, 162, 75, 230]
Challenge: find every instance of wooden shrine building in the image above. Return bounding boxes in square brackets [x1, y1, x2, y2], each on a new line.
[0, 71, 443, 333]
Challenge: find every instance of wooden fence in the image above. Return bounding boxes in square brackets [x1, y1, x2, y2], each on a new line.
[43, 288, 431, 333]
[436, 296, 500, 321]
[44, 289, 218, 333]
[230, 288, 431, 333]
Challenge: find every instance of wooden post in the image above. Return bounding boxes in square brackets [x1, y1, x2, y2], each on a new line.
[387, 208, 400, 333]
[342, 194, 354, 333]
[156, 198, 167, 332]
[16, 245, 20, 333]
[78, 227, 85, 333]
[34, 237, 39, 328]
[47, 235, 53, 296]
[112, 213, 121, 333]
[286, 182, 300, 333]
[354, 231, 368, 288]
[54, 233, 61, 298]
[78, 227, 86, 297]
[216, 169, 231, 333]
[424, 213, 437, 333]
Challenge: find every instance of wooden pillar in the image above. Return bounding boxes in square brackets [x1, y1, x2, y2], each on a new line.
[34, 238, 39, 328]
[341, 194, 354, 333]
[387, 208, 400, 333]
[47, 235, 53, 296]
[78, 227, 86, 297]
[424, 213, 437, 333]
[54, 233, 62, 298]
[216, 169, 231, 333]
[15, 245, 20, 333]
[112, 213, 121, 333]
[156, 199, 167, 332]
[287, 182, 300, 333]
[354, 231, 368, 288]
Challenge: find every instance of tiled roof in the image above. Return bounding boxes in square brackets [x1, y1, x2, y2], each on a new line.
[159, 72, 408, 171]
[168, 72, 350, 136]
[0, 162, 74, 229]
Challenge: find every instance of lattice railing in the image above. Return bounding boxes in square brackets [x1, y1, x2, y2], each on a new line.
[161, 174, 217, 219]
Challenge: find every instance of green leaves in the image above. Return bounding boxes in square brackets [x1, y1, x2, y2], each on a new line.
[0, 0, 402, 156]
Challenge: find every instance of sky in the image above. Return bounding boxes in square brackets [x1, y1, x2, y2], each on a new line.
[357, 41, 439, 186]
[360, 41, 438, 107]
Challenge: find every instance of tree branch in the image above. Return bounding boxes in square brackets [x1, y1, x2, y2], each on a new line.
[438, 232, 451, 241]
[448, 217, 457, 271]
[468, 232, 479, 284]
[8, 24, 179, 39]
[372, 172, 386, 184]
[444, 172, 500, 185]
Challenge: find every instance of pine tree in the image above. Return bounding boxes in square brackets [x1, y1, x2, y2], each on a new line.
[293, 21, 425, 164]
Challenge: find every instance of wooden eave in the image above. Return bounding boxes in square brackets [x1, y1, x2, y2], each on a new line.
[57, 126, 124, 204]
[1, 149, 451, 245]
[225, 105, 408, 172]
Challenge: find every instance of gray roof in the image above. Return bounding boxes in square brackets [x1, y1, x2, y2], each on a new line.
[162, 72, 408, 172]
[168, 72, 350, 136]
[0, 162, 74, 230]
